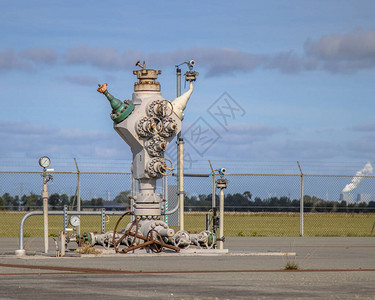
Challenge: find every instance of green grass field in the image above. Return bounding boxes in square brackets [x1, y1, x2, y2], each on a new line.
[0, 212, 374, 238]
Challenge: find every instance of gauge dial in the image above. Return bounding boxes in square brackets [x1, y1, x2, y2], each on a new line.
[39, 156, 51, 168]
[69, 215, 80, 227]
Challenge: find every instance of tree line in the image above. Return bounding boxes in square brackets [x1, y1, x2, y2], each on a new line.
[184, 192, 375, 213]
[1, 191, 375, 213]
[0, 191, 130, 211]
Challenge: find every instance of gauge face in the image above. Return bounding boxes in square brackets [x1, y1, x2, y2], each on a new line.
[69, 215, 80, 227]
[39, 156, 51, 168]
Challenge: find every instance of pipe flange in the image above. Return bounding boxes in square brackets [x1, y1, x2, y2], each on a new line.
[147, 157, 174, 178]
[136, 116, 150, 137]
[146, 135, 167, 157]
[147, 100, 174, 118]
[136, 116, 163, 137]
[160, 117, 177, 138]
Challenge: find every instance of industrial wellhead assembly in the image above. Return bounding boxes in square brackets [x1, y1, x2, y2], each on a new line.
[89, 61, 221, 253]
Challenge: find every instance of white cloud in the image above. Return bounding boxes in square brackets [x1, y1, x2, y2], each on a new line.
[305, 29, 375, 60]
[0, 120, 128, 159]
[0, 49, 32, 71]
[349, 122, 375, 132]
[20, 47, 58, 64]
[62, 75, 98, 86]
[304, 28, 375, 73]
[2, 29, 375, 76]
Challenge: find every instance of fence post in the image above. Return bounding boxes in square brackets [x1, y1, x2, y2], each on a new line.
[297, 161, 304, 236]
[74, 158, 81, 236]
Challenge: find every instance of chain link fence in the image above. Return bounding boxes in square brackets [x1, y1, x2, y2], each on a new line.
[1, 170, 375, 238]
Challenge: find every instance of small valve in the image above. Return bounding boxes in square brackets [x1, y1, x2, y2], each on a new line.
[136, 116, 163, 137]
[147, 100, 174, 118]
[146, 136, 167, 157]
[160, 117, 178, 138]
[147, 158, 174, 177]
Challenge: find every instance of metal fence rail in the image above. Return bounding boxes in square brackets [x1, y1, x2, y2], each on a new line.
[1, 170, 375, 237]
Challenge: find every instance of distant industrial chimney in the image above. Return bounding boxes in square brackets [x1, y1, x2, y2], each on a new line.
[356, 193, 371, 203]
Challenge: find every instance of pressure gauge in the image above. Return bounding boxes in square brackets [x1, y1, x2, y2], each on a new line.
[39, 156, 51, 168]
[69, 215, 80, 227]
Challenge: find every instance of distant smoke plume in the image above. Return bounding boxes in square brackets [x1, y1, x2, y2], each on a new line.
[342, 162, 373, 192]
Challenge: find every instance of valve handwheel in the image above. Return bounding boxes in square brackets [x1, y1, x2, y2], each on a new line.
[112, 211, 139, 253]
[145, 116, 163, 135]
[147, 229, 163, 253]
[173, 230, 191, 249]
[158, 157, 174, 176]
[197, 230, 215, 249]
[155, 100, 174, 118]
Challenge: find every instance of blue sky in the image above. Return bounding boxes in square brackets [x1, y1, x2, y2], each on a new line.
[1, 0, 375, 174]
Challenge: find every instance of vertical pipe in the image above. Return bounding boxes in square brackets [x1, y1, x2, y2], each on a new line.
[208, 161, 217, 234]
[208, 160, 216, 209]
[60, 231, 65, 257]
[178, 139, 184, 231]
[63, 205, 68, 237]
[163, 175, 169, 224]
[176, 67, 184, 231]
[177, 67, 181, 97]
[206, 213, 210, 231]
[218, 188, 224, 250]
[212, 173, 216, 209]
[101, 208, 106, 234]
[42, 169, 49, 253]
[17, 211, 42, 255]
[300, 174, 304, 236]
[130, 169, 136, 222]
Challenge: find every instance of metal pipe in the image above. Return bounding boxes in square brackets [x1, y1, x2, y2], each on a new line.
[162, 199, 179, 215]
[172, 173, 210, 177]
[212, 173, 216, 209]
[177, 67, 181, 97]
[208, 161, 216, 209]
[18, 211, 42, 252]
[206, 213, 210, 231]
[131, 169, 136, 222]
[16, 210, 126, 255]
[63, 205, 68, 237]
[176, 66, 184, 231]
[218, 188, 224, 250]
[42, 168, 49, 254]
[60, 231, 65, 257]
[162, 175, 168, 223]
[101, 208, 106, 234]
[177, 138, 184, 230]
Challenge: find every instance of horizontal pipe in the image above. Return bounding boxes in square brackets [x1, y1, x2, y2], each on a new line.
[172, 173, 210, 177]
[162, 200, 179, 215]
[18, 210, 126, 251]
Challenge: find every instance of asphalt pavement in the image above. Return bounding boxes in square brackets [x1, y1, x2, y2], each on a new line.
[0, 237, 374, 299]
